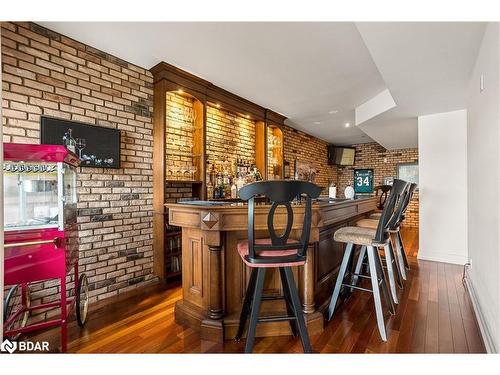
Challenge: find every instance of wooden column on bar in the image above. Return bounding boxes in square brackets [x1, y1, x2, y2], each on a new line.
[152, 79, 167, 278]
[255, 121, 267, 179]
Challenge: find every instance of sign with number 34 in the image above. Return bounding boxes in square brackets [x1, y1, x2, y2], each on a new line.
[354, 169, 374, 194]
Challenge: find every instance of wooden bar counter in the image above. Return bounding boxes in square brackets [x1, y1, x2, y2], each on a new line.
[165, 196, 377, 342]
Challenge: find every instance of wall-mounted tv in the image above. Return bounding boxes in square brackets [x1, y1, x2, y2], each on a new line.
[327, 146, 356, 166]
[41, 116, 121, 168]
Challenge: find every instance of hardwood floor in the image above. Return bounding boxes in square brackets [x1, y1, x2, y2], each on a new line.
[30, 227, 485, 353]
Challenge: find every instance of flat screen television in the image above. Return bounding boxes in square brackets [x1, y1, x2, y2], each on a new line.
[40, 116, 120, 168]
[327, 146, 355, 166]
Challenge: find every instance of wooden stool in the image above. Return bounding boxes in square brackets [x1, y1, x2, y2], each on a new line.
[235, 180, 322, 353]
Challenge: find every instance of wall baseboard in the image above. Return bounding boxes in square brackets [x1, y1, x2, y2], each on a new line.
[465, 268, 496, 353]
[417, 252, 468, 265]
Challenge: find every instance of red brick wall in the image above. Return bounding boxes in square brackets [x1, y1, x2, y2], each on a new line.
[282, 124, 337, 189]
[1, 22, 155, 316]
[336, 143, 419, 227]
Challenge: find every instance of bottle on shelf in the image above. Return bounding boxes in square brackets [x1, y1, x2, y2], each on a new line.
[207, 180, 214, 200]
[231, 182, 237, 199]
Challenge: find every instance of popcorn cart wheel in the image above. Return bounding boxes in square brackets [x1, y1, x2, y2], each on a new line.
[3, 284, 31, 340]
[76, 274, 89, 327]
[3, 143, 87, 352]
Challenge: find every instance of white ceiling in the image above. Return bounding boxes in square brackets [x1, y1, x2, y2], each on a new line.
[40, 22, 486, 149]
[355, 22, 486, 148]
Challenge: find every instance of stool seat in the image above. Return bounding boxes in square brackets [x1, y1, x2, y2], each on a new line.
[356, 218, 379, 229]
[334, 226, 387, 246]
[370, 212, 382, 219]
[237, 239, 305, 268]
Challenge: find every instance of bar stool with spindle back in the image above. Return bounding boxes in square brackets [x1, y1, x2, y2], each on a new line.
[326, 179, 408, 341]
[235, 180, 322, 353]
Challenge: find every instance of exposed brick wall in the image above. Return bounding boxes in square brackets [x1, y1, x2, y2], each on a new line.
[282, 124, 337, 189]
[1, 22, 155, 317]
[206, 105, 256, 167]
[336, 143, 419, 227]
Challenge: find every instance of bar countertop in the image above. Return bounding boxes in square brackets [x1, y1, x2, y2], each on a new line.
[165, 196, 377, 233]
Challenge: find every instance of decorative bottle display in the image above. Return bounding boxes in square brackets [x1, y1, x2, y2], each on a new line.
[207, 157, 263, 199]
[63, 128, 76, 153]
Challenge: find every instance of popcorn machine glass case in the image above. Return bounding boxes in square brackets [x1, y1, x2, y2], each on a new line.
[2, 143, 87, 352]
[4, 160, 77, 233]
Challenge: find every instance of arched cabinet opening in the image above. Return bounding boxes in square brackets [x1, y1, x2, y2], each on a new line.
[267, 124, 284, 180]
[165, 90, 205, 199]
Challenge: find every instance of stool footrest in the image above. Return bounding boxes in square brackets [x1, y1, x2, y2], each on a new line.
[261, 295, 285, 301]
[351, 273, 370, 279]
[342, 283, 373, 293]
[257, 315, 296, 323]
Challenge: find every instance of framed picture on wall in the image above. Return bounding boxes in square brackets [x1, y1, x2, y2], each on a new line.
[40, 116, 121, 168]
[294, 159, 317, 182]
[397, 162, 419, 185]
[354, 169, 374, 194]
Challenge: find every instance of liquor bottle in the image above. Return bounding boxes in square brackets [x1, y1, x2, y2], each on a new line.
[231, 183, 237, 199]
[63, 128, 76, 153]
[219, 182, 225, 199]
[207, 181, 214, 200]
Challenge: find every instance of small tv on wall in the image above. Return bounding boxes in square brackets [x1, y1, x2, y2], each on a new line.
[41, 116, 121, 168]
[327, 146, 355, 166]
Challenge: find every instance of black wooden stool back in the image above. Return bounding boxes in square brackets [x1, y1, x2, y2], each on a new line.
[374, 179, 409, 243]
[374, 185, 392, 210]
[387, 182, 417, 230]
[238, 180, 322, 265]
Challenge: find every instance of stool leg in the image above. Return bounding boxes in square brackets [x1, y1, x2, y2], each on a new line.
[327, 242, 354, 320]
[389, 240, 403, 288]
[383, 243, 399, 304]
[397, 231, 410, 270]
[279, 267, 298, 337]
[351, 245, 367, 290]
[374, 247, 395, 315]
[367, 246, 388, 342]
[284, 267, 312, 353]
[235, 268, 258, 341]
[244, 267, 266, 353]
[393, 233, 407, 280]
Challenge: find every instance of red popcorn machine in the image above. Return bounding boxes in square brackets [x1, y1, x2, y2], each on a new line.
[3, 143, 89, 352]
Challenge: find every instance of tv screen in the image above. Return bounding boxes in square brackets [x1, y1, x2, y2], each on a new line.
[329, 146, 355, 166]
[40, 116, 120, 168]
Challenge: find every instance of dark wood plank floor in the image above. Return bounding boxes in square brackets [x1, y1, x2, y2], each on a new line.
[31, 227, 486, 353]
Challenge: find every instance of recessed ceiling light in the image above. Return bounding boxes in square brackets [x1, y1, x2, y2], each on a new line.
[246, 114, 250, 119]
[345, 122, 350, 127]
[178, 89, 184, 94]
[314, 121, 321, 125]
[328, 110, 339, 114]
[216, 103, 221, 108]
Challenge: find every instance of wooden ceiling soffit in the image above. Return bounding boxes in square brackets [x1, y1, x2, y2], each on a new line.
[150, 61, 269, 121]
[265, 109, 287, 126]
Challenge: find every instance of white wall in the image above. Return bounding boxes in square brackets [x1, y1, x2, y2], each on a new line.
[466, 22, 499, 353]
[418, 109, 468, 265]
